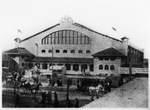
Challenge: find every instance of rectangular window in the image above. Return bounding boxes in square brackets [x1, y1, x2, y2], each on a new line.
[82, 35, 85, 44]
[63, 30, 66, 36]
[84, 36, 86, 44]
[51, 34, 54, 44]
[70, 31, 73, 37]
[72, 31, 74, 44]
[55, 32, 59, 44]
[53, 33, 56, 44]
[47, 37, 49, 44]
[44, 38, 46, 45]
[59, 31, 63, 44]
[80, 36, 82, 44]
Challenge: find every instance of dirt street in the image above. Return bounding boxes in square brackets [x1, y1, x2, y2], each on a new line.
[84, 78, 148, 108]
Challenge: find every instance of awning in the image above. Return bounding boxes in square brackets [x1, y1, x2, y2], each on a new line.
[31, 57, 93, 63]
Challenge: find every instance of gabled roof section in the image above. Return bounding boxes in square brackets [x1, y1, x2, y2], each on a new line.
[92, 47, 126, 57]
[4, 47, 34, 56]
[73, 23, 122, 42]
[20, 23, 60, 43]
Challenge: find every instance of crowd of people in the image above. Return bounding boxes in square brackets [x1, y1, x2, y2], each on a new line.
[40, 91, 79, 107]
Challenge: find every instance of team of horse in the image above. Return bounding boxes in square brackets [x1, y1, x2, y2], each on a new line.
[88, 81, 111, 96]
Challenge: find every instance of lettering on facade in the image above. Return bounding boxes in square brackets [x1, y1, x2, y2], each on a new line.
[118, 67, 148, 74]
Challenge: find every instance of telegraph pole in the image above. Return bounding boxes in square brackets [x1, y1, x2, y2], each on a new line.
[129, 53, 132, 81]
[52, 47, 53, 76]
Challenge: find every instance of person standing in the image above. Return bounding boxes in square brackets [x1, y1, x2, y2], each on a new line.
[15, 93, 20, 107]
[90, 95, 94, 101]
[66, 99, 72, 107]
[74, 98, 79, 108]
[41, 92, 46, 106]
[47, 91, 52, 106]
[53, 91, 59, 107]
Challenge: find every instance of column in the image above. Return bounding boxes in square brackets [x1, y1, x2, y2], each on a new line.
[47, 63, 49, 70]
[87, 65, 90, 72]
[40, 63, 42, 69]
[79, 64, 81, 72]
[71, 64, 73, 71]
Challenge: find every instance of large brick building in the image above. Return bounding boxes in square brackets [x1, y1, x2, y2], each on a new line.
[3, 17, 144, 75]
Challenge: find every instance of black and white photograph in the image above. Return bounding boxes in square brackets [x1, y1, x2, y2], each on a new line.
[0, 0, 149, 108]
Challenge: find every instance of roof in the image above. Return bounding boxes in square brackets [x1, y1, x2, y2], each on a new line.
[20, 23, 60, 43]
[4, 47, 34, 56]
[19, 22, 122, 43]
[73, 23, 122, 42]
[30, 57, 93, 63]
[92, 47, 126, 57]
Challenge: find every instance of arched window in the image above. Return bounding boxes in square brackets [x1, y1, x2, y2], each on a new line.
[90, 64, 94, 71]
[105, 65, 109, 70]
[86, 50, 91, 54]
[78, 50, 83, 53]
[56, 50, 60, 53]
[65, 64, 71, 70]
[70, 50, 75, 53]
[99, 65, 103, 70]
[28, 63, 33, 69]
[41, 30, 91, 45]
[81, 64, 87, 71]
[49, 50, 52, 53]
[63, 50, 67, 53]
[42, 63, 47, 69]
[41, 49, 46, 53]
[73, 64, 79, 71]
[110, 65, 115, 70]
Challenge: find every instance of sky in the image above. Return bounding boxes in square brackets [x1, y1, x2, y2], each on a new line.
[0, 0, 149, 58]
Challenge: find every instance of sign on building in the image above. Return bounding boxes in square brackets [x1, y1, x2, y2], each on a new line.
[118, 67, 148, 74]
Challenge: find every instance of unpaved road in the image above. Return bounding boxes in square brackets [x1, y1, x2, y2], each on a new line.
[84, 78, 148, 108]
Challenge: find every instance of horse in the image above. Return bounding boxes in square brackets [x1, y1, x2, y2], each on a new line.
[89, 84, 104, 96]
[30, 82, 42, 94]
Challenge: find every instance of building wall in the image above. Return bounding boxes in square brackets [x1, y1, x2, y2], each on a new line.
[127, 46, 144, 67]
[94, 57, 121, 75]
[16, 19, 144, 74]
[18, 20, 126, 59]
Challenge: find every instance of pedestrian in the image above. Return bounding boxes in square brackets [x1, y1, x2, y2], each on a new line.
[66, 99, 72, 107]
[57, 79, 60, 86]
[53, 91, 59, 107]
[48, 78, 51, 86]
[90, 95, 94, 101]
[41, 92, 46, 106]
[47, 91, 52, 105]
[74, 98, 79, 108]
[59, 78, 62, 86]
[108, 80, 112, 92]
[15, 93, 20, 107]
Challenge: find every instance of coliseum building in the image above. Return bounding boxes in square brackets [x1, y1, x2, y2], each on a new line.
[3, 17, 144, 76]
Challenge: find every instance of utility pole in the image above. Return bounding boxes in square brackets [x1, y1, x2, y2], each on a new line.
[35, 43, 38, 56]
[51, 47, 54, 85]
[129, 53, 132, 81]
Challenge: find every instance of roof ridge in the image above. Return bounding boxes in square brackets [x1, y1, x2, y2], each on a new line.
[92, 47, 126, 57]
[20, 23, 60, 43]
[73, 22, 122, 42]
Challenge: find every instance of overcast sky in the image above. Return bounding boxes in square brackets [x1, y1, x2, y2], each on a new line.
[0, 0, 149, 58]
